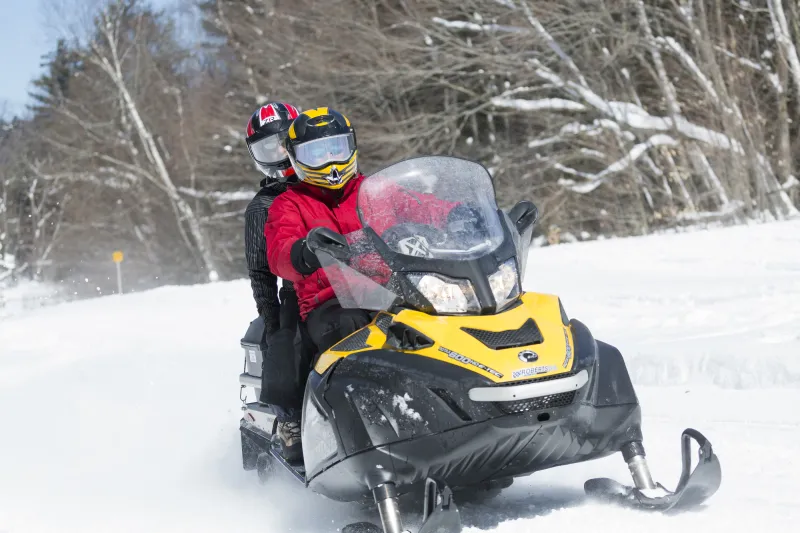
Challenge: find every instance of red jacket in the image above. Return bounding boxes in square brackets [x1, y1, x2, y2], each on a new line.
[265, 173, 458, 319]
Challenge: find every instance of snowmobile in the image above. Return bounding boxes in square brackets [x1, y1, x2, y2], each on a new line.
[238, 156, 722, 533]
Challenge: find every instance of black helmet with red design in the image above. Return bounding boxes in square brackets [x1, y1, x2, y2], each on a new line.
[245, 102, 300, 182]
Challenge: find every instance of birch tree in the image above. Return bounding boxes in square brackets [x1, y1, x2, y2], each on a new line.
[85, 0, 218, 280]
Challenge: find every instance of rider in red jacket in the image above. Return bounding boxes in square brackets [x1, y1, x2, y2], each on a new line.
[265, 107, 373, 360]
[266, 172, 366, 319]
[265, 107, 464, 355]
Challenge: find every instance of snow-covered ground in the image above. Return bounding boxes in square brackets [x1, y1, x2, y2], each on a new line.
[1, 220, 799, 533]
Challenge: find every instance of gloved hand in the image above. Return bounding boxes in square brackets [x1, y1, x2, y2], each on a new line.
[338, 308, 372, 335]
[306, 227, 350, 260]
[446, 203, 486, 240]
[291, 227, 351, 275]
[290, 234, 323, 275]
[278, 285, 300, 331]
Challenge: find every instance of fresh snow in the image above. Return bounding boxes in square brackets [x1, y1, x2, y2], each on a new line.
[1, 220, 800, 532]
[392, 393, 423, 422]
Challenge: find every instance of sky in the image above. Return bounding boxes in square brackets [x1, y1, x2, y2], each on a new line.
[0, 0, 181, 120]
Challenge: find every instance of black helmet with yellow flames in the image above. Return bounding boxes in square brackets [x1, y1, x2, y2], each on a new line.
[285, 107, 358, 190]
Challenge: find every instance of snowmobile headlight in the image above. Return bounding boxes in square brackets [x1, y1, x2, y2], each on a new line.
[488, 259, 520, 310]
[301, 397, 338, 475]
[408, 273, 480, 314]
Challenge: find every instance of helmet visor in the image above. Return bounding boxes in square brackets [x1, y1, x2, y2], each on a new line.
[294, 134, 355, 169]
[250, 133, 288, 164]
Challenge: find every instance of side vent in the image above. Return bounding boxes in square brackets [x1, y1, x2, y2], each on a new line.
[462, 318, 544, 350]
[384, 322, 434, 351]
[330, 328, 372, 352]
[374, 313, 394, 334]
[430, 388, 472, 421]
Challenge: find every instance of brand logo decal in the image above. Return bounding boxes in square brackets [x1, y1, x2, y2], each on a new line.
[398, 236, 431, 257]
[439, 346, 503, 378]
[326, 167, 342, 185]
[518, 349, 538, 363]
[512, 365, 556, 379]
[259, 104, 279, 126]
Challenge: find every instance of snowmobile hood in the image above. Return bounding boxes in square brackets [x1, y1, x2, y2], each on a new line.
[315, 291, 576, 384]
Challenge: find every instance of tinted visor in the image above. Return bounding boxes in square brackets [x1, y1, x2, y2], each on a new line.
[250, 133, 288, 164]
[294, 134, 355, 169]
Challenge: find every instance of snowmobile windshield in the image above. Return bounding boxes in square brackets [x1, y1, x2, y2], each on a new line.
[314, 156, 512, 312]
[357, 156, 504, 260]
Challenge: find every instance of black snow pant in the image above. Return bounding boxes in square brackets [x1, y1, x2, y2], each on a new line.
[259, 286, 316, 422]
[306, 299, 373, 357]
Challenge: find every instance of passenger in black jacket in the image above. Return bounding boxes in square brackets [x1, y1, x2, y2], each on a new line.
[243, 102, 312, 462]
[244, 179, 288, 333]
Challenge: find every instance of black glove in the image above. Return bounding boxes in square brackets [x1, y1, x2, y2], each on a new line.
[278, 285, 300, 331]
[291, 227, 351, 275]
[307, 227, 350, 259]
[338, 308, 372, 335]
[447, 204, 486, 238]
[290, 237, 322, 275]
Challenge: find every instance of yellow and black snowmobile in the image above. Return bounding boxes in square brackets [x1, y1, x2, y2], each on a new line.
[238, 156, 721, 533]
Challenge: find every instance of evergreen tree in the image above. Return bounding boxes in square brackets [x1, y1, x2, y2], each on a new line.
[28, 39, 82, 117]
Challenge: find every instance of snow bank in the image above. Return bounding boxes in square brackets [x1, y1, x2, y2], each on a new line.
[0, 280, 64, 320]
[524, 219, 800, 389]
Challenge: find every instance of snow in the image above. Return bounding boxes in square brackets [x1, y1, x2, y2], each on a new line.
[492, 98, 587, 112]
[431, 17, 524, 34]
[178, 187, 254, 204]
[392, 393, 423, 422]
[2, 220, 800, 532]
[0, 280, 64, 320]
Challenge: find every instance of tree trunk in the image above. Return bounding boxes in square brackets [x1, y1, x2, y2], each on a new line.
[92, 12, 218, 280]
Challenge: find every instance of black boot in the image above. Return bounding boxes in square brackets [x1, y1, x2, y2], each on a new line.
[276, 419, 303, 462]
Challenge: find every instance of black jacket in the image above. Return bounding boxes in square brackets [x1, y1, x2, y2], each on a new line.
[244, 179, 288, 333]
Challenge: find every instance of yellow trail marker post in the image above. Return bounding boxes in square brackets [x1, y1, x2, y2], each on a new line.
[112, 251, 124, 295]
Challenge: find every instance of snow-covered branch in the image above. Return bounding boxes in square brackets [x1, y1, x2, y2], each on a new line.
[519, 1, 587, 87]
[557, 134, 678, 194]
[767, 0, 800, 96]
[656, 37, 720, 105]
[178, 187, 254, 204]
[528, 62, 743, 153]
[431, 17, 525, 34]
[491, 97, 587, 112]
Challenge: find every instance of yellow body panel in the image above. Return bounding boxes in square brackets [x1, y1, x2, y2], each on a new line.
[313, 294, 574, 383]
[301, 153, 358, 189]
[314, 320, 389, 374]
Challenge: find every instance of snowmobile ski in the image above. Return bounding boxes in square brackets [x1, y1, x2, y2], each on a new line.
[341, 523, 383, 533]
[418, 478, 461, 533]
[585, 429, 721, 512]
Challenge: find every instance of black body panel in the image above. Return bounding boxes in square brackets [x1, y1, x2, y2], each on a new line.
[303, 319, 642, 502]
